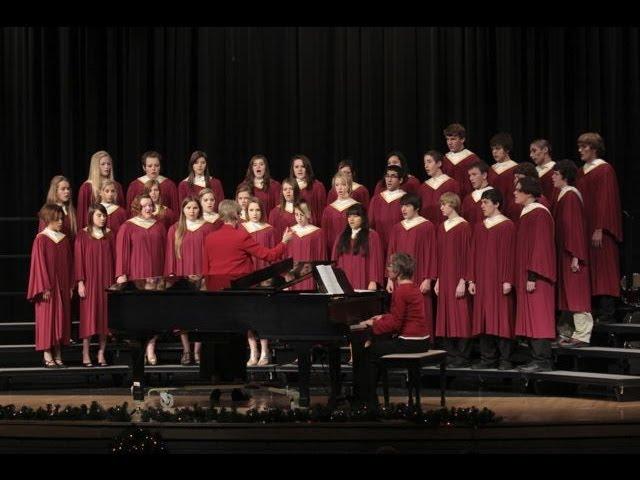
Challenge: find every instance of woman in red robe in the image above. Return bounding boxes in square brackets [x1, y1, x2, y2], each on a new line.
[125, 151, 178, 213]
[145, 179, 177, 230]
[75, 204, 115, 367]
[419, 150, 460, 227]
[28, 204, 73, 367]
[287, 201, 327, 291]
[321, 172, 360, 253]
[442, 123, 481, 198]
[513, 177, 556, 372]
[386, 194, 437, 337]
[373, 151, 421, 196]
[77, 150, 125, 228]
[461, 160, 494, 227]
[242, 197, 278, 366]
[368, 165, 406, 257]
[235, 183, 252, 222]
[239, 154, 281, 216]
[575, 132, 623, 323]
[290, 154, 326, 225]
[115, 193, 167, 364]
[268, 177, 299, 240]
[434, 192, 473, 367]
[468, 189, 516, 369]
[99, 180, 128, 237]
[198, 188, 224, 230]
[326, 159, 371, 208]
[177, 150, 225, 210]
[165, 196, 218, 365]
[38, 175, 77, 243]
[552, 160, 593, 347]
[487, 133, 518, 218]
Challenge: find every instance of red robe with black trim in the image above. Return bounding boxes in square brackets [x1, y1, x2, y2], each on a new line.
[321, 198, 359, 253]
[77, 180, 125, 228]
[27, 230, 73, 350]
[368, 190, 405, 257]
[442, 150, 480, 198]
[435, 218, 472, 338]
[115, 219, 167, 279]
[268, 205, 296, 241]
[74, 228, 115, 338]
[242, 222, 277, 271]
[327, 183, 370, 209]
[553, 187, 592, 312]
[126, 176, 179, 213]
[419, 175, 460, 227]
[372, 283, 428, 338]
[469, 215, 516, 338]
[297, 179, 327, 227]
[387, 217, 438, 336]
[331, 229, 384, 290]
[374, 175, 421, 197]
[514, 203, 556, 339]
[286, 226, 327, 291]
[576, 160, 623, 297]
[178, 177, 225, 212]
[461, 186, 494, 227]
[164, 221, 217, 276]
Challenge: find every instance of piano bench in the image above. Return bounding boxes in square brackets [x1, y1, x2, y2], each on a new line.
[379, 350, 447, 409]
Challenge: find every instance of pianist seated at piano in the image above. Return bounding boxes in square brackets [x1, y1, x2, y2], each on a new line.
[356, 252, 430, 407]
[202, 199, 293, 380]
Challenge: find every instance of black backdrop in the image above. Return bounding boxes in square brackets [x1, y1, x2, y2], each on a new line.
[1, 26, 639, 266]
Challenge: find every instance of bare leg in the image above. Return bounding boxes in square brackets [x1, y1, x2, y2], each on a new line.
[97, 335, 108, 365]
[247, 330, 259, 366]
[258, 338, 271, 365]
[194, 342, 202, 364]
[146, 336, 158, 365]
[43, 348, 54, 366]
[53, 345, 64, 366]
[82, 338, 92, 365]
[180, 332, 192, 365]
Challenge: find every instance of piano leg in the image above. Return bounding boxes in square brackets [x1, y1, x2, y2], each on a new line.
[295, 343, 312, 408]
[130, 340, 146, 401]
[327, 345, 341, 409]
[349, 332, 368, 406]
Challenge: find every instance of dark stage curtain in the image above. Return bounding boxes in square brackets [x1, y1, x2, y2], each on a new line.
[1, 26, 638, 264]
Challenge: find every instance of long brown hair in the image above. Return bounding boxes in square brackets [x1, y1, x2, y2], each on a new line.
[244, 155, 272, 192]
[279, 177, 300, 210]
[86, 203, 109, 238]
[175, 196, 202, 260]
[143, 179, 163, 208]
[289, 154, 316, 190]
[87, 151, 114, 203]
[186, 150, 212, 187]
[45, 175, 77, 235]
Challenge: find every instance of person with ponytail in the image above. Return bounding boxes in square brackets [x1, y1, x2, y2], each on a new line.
[77, 151, 125, 228]
[178, 150, 225, 210]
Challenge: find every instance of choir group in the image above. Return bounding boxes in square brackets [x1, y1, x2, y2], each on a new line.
[26, 124, 623, 374]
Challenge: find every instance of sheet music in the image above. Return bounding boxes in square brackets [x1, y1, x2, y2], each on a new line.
[315, 265, 344, 295]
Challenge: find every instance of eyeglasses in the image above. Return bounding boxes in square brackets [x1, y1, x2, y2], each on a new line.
[384, 174, 400, 179]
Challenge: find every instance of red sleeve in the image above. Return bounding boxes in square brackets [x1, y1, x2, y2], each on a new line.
[367, 197, 378, 229]
[77, 183, 91, 229]
[242, 231, 287, 262]
[457, 223, 472, 282]
[167, 181, 179, 212]
[202, 235, 210, 275]
[116, 181, 125, 207]
[367, 230, 384, 286]
[595, 166, 623, 241]
[27, 236, 51, 300]
[74, 232, 86, 283]
[423, 222, 438, 281]
[125, 181, 137, 213]
[211, 178, 225, 212]
[386, 226, 397, 264]
[115, 223, 131, 278]
[561, 194, 588, 263]
[178, 181, 189, 206]
[373, 288, 405, 335]
[501, 222, 516, 284]
[528, 211, 556, 283]
[164, 225, 177, 276]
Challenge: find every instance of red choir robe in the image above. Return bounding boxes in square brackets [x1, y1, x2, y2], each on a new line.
[38, 206, 75, 243]
[419, 174, 460, 226]
[488, 160, 518, 221]
[553, 187, 592, 312]
[242, 221, 277, 271]
[102, 203, 128, 237]
[331, 228, 384, 290]
[387, 216, 438, 336]
[115, 218, 167, 279]
[27, 229, 73, 351]
[286, 225, 327, 291]
[435, 217, 472, 338]
[372, 283, 429, 338]
[321, 198, 359, 253]
[469, 215, 516, 338]
[126, 175, 179, 213]
[77, 180, 125, 228]
[297, 179, 327, 226]
[240, 180, 281, 218]
[536, 161, 557, 204]
[374, 175, 421, 197]
[442, 149, 480, 198]
[368, 189, 406, 256]
[576, 160, 623, 297]
[153, 205, 177, 231]
[327, 182, 370, 209]
[74, 228, 115, 338]
[461, 186, 494, 227]
[268, 205, 297, 241]
[515, 203, 556, 339]
[178, 177, 225, 212]
[164, 220, 217, 276]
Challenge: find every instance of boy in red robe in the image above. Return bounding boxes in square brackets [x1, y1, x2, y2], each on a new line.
[368, 165, 406, 258]
[575, 132, 623, 324]
[509, 163, 552, 220]
[461, 160, 494, 227]
[552, 160, 593, 347]
[529, 139, 557, 201]
[442, 123, 481, 198]
[125, 151, 178, 213]
[468, 189, 516, 370]
[373, 151, 421, 196]
[419, 150, 460, 227]
[387, 194, 438, 337]
[28, 204, 73, 367]
[488, 132, 518, 217]
[513, 177, 556, 372]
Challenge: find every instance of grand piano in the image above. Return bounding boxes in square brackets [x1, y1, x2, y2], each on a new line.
[107, 258, 386, 407]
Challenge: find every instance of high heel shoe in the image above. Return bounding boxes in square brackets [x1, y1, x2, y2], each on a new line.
[194, 353, 201, 365]
[82, 361, 94, 367]
[43, 359, 58, 368]
[246, 357, 258, 367]
[257, 355, 271, 366]
[180, 351, 192, 366]
[54, 358, 68, 368]
[145, 354, 158, 366]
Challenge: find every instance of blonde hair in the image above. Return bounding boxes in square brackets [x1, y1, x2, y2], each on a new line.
[175, 196, 202, 260]
[577, 132, 605, 156]
[46, 175, 77, 235]
[332, 172, 352, 193]
[99, 179, 118, 204]
[87, 151, 114, 203]
[218, 199, 241, 222]
[439, 192, 461, 212]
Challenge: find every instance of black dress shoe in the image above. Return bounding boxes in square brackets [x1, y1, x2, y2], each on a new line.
[517, 362, 552, 372]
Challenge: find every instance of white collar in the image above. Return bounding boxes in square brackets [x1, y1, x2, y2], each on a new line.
[90, 226, 105, 239]
[446, 149, 473, 165]
[40, 228, 66, 243]
[291, 224, 319, 237]
[193, 175, 207, 188]
[331, 197, 358, 211]
[536, 160, 555, 177]
[57, 204, 68, 216]
[443, 216, 467, 232]
[352, 181, 362, 191]
[583, 158, 607, 174]
[520, 201, 551, 217]
[401, 216, 428, 230]
[128, 216, 157, 229]
[186, 219, 205, 231]
[284, 201, 295, 213]
[380, 189, 406, 203]
[425, 173, 451, 190]
[242, 221, 271, 233]
[471, 185, 494, 203]
[295, 178, 308, 189]
[350, 227, 362, 239]
[101, 202, 120, 215]
[491, 160, 518, 174]
[138, 175, 166, 184]
[483, 214, 509, 229]
[557, 185, 583, 203]
[203, 212, 220, 224]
